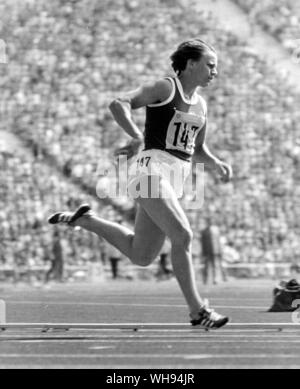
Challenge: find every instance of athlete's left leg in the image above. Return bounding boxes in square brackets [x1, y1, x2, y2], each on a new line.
[65, 205, 166, 266]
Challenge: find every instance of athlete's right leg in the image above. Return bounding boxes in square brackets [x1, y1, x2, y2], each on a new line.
[135, 179, 204, 316]
[136, 180, 229, 328]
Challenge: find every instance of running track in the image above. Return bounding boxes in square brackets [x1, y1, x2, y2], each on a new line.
[0, 278, 299, 369]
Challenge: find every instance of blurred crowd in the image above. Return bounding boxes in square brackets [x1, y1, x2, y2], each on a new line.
[233, 0, 300, 53]
[1, 0, 300, 273]
[0, 147, 123, 273]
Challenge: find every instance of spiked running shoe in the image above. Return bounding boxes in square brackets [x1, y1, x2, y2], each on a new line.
[190, 300, 229, 330]
[48, 204, 91, 225]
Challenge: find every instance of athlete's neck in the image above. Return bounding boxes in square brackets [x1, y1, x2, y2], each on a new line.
[177, 75, 197, 99]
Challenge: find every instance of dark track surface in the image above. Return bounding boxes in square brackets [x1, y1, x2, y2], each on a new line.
[0, 278, 299, 369]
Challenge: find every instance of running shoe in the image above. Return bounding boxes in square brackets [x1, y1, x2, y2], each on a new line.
[190, 299, 229, 329]
[48, 204, 91, 225]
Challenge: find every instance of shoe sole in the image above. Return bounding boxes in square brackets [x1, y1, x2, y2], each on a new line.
[48, 204, 91, 225]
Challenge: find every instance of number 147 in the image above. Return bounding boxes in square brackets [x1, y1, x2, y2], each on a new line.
[173, 122, 199, 149]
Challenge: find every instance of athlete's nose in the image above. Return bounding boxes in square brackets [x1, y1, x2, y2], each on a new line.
[211, 68, 218, 77]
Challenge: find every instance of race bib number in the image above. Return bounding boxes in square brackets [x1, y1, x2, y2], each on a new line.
[132, 155, 153, 175]
[136, 156, 151, 168]
[165, 110, 205, 154]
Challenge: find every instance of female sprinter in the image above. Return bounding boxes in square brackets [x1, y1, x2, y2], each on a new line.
[48, 39, 232, 329]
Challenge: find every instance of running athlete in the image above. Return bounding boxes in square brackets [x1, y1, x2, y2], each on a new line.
[48, 39, 232, 329]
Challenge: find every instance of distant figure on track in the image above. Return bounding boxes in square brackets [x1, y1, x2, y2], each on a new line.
[201, 217, 227, 285]
[45, 229, 64, 283]
[156, 239, 173, 280]
[107, 244, 122, 280]
[48, 39, 232, 329]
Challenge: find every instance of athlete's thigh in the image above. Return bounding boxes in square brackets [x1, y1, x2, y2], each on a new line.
[136, 177, 191, 239]
[133, 204, 166, 258]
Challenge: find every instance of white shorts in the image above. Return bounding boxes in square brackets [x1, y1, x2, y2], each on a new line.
[127, 149, 191, 199]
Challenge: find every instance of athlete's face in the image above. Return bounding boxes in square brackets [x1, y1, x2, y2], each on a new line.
[190, 50, 218, 87]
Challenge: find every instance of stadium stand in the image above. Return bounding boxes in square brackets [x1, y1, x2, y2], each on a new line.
[0, 144, 123, 280]
[232, 0, 300, 55]
[1, 0, 300, 279]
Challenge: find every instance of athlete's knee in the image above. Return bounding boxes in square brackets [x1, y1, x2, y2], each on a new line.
[170, 226, 193, 249]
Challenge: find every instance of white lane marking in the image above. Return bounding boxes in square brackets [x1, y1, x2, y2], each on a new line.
[6, 301, 266, 309]
[7, 300, 185, 308]
[1, 330, 297, 335]
[5, 301, 185, 308]
[0, 353, 299, 359]
[5, 297, 270, 302]
[0, 353, 178, 358]
[1, 332, 299, 339]
[2, 339, 300, 344]
[1, 364, 299, 369]
[184, 354, 300, 359]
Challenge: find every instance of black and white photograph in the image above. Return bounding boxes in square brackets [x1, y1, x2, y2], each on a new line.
[1, 0, 300, 374]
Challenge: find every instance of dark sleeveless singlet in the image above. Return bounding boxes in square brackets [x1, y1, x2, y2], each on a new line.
[144, 77, 207, 162]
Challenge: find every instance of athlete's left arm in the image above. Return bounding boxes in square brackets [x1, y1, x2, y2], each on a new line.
[193, 120, 233, 183]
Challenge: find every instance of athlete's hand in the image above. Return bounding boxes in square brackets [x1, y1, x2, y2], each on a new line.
[215, 161, 232, 183]
[114, 138, 143, 160]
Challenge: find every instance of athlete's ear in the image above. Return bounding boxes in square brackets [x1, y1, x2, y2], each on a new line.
[186, 59, 199, 72]
[186, 59, 195, 70]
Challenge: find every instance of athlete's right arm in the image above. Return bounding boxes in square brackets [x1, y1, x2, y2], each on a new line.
[109, 79, 172, 140]
[109, 79, 172, 158]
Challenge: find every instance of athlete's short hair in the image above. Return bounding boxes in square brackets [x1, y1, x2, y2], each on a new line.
[170, 39, 216, 75]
